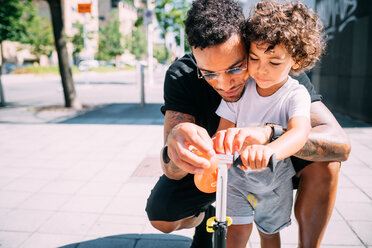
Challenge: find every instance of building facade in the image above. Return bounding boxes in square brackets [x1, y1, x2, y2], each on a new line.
[312, 0, 372, 123]
[3, 0, 139, 66]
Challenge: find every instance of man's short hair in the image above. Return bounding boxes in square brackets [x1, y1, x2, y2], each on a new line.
[184, 0, 245, 49]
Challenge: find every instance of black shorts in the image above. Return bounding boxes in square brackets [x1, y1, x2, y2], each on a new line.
[146, 157, 312, 222]
[291, 156, 313, 189]
[146, 174, 215, 221]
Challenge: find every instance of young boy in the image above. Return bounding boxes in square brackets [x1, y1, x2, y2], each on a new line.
[214, 1, 326, 247]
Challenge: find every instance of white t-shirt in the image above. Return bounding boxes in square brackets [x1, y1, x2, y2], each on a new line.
[216, 76, 310, 128]
[216, 76, 311, 193]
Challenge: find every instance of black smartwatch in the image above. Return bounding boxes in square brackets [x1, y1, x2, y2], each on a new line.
[265, 123, 285, 142]
[162, 146, 171, 164]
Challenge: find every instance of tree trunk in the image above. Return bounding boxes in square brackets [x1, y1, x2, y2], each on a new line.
[47, 0, 81, 109]
[0, 41, 6, 107]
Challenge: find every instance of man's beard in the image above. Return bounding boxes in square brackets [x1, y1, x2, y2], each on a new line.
[222, 85, 246, 103]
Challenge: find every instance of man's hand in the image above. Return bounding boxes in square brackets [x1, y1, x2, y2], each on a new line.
[214, 126, 272, 155]
[164, 122, 216, 179]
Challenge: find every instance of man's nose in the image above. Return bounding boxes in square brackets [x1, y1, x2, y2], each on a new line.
[215, 73, 232, 91]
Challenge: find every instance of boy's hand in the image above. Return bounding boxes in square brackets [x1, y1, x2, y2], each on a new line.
[240, 145, 274, 171]
[214, 127, 272, 155]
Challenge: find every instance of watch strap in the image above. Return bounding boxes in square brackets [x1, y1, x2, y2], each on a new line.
[162, 146, 171, 164]
[265, 123, 284, 142]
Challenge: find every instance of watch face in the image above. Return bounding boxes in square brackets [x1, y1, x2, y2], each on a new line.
[272, 125, 283, 139]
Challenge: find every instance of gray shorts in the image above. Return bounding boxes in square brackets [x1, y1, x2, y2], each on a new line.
[227, 178, 293, 234]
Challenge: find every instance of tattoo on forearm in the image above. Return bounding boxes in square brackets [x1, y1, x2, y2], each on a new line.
[295, 108, 350, 161]
[296, 137, 350, 161]
[164, 111, 195, 143]
[165, 111, 195, 125]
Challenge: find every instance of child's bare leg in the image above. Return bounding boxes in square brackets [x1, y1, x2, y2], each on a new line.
[226, 224, 253, 248]
[258, 229, 281, 248]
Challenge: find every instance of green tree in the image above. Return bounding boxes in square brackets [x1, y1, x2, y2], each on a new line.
[154, 0, 191, 60]
[122, 9, 147, 61]
[0, 0, 32, 106]
[97, 12, 124, 63]
[153, 43, 170, 64]
[70, 21, 96, 64]
[71, 22, 84, 60]
[122, 0, 134, 5]
[20, 4, 54, 62]
[126, 26, 147, 60]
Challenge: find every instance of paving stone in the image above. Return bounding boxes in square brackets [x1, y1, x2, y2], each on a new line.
[38, 212, 100, 236]
[321, 220, 363, 246]
[0, 209, 53, 232]
[347, 175, 372, 189]
[3, 178, 50, 193]
[336, 202, 372, 221]
[348, 221, 372, 245]
[336, 188, 371, 203]
[0, 191, 32, 208]
[20, 233, 83, 248]
[18, 193, 71, 211]
[0, 231, 32, 248]
[60, 195, 112, 213]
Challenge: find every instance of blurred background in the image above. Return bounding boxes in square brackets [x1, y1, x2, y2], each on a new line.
[0, 0, 370, 123]
[0, 0, 371, 247]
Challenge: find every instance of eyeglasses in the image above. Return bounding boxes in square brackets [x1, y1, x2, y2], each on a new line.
[193, 57, 248, 80]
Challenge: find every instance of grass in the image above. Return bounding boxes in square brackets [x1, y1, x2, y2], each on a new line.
[12, 65, 135, 75]
[90, 65, 135, 73]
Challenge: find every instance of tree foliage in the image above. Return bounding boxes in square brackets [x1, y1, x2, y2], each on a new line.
[0, 0, 31, 43]
[154, 0, 191, 51]
[97, 11, 124, 61]
[153, 43, 171, 64]
[71, 22, 84, 57]
[124, 26, 147, 60]
[19, 4, 54, 59]
[0, 0, 32, 106]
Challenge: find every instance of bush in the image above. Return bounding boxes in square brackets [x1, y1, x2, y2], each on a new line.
[153, 44, 171, 64]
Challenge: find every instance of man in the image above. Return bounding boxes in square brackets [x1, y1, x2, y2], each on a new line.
[145, 0, 351, 247]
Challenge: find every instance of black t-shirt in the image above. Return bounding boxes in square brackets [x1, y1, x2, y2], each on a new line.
[161, 53, 322, 137]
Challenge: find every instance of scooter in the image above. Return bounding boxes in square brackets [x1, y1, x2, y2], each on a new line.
[202, 152, 276, 248]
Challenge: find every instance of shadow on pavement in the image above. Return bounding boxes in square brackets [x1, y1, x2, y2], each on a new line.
[59, 103, 164, 125]
[59, 233, 192, 248]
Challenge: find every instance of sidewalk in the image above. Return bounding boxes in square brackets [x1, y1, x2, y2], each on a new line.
[0, 72, 371, 247]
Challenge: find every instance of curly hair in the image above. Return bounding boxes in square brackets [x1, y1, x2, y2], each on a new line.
[184, 0, 245, 49]
[243, 0, 326, 74]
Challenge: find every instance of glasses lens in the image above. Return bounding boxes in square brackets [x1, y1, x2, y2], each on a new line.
[226, 68, 244, 75]
[203, 73, 218, 80]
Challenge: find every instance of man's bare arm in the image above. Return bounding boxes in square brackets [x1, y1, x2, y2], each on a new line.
[164, 110, 195, 144]
[162, 111, 196, 179]
[295, 101, 351, 161]
[162, 110, 215, 179]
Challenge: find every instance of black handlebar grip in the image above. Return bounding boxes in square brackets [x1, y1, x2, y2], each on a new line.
[233, 151, 277, 172]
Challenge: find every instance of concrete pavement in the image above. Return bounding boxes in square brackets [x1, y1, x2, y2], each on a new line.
[0, 70, 371, 247]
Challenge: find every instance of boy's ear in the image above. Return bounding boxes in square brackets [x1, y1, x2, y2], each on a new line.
[292, 63, 300, 70]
